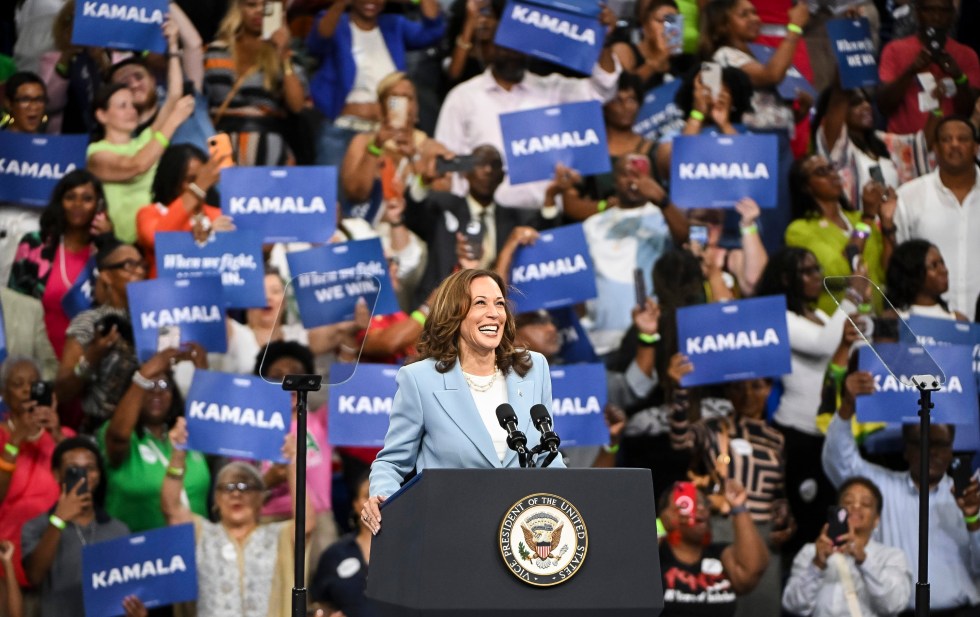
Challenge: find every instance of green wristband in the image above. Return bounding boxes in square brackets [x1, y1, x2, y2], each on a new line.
[740, 223, 758, 236]
[637, 332, 661, 345]
[49, 514, 67, 530]
[3, 443, 18, 458]
[955, 73, 969, 85]
[787, 23, 803, 35]
[366, 143, 383, 157]
[153, 131, 170, 148]
[602, 443, 620, 454]
[965, 513, 980, 525]
[411, 310, 426, 326]
[689, 109, 705, 122]
[596, 199, 608, 213]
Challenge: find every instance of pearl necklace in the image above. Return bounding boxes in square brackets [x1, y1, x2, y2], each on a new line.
[463, 368, 498, 393]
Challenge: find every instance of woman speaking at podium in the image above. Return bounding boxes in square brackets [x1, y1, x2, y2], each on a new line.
[361, 269, 563, 533]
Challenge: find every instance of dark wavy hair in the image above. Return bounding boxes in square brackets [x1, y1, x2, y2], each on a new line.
[413, 269, 532, 377]
[151, 144, 208, 206]
[254, 340, 316, 377]
[838, 476, 884, 515]
[756, 247, 814, 316]
[39, 169, 106, 249]
[788, 154, 852, 221]
[674, 65, 753, 123]
[885, 239, 950, 312]
[699, 0, 740, 58]
[51, 436, 109, 509]
[811, 88, 889, 160]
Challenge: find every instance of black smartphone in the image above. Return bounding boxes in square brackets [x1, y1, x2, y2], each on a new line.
[924, 26, 947, 55]
[950, 453, 976, 497]
[96, 313, 134, 344]
[633, 267, 647, 308]
[182, 79, 195, 97]
[63, 465, 89, 495]
[868, 165, 885, 185]
[30, 381, 53, 407]
[436, 154, 478, 176]
[463, 219, 484, 261]
[826, 505, 849, 544]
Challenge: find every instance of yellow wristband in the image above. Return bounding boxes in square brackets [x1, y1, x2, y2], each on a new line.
[49, 514, 67, 530]
[689, 109, 705, 122]
[411, 310, 426, 326]
[638, 332, 661, 345]
[740, 223, 759, 236]
[153, 131, 170, 148]
[3, 443, 18, 457]
[965, 513, 980, 524]
[787, 23, 803, 35]
[366, 143, 383, 157]
[596, 199, 608, 213]
[602, 443, 620, 454]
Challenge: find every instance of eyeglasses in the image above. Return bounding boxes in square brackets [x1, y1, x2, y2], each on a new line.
[102, 258, 148, 273]
[13, 96, 46, 107]
[216, 482, 261, 494]
[146, 379, 171, 392]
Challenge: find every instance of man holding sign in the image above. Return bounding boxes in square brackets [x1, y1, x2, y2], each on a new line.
[435, 0, 621, 210]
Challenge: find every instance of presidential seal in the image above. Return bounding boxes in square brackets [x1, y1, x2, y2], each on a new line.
[498, 493, 588, 586]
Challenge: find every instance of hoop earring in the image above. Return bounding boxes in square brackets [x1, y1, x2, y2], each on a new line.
[0, 112, 12, 128]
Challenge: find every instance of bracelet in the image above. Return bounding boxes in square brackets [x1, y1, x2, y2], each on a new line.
[73, 356, 92, 379]
[787, 23, 803, 35]
[166, 465, 186, 479]
[965, 513, 980, 524]
[689, 109, 705, 122]
[417, 303, 431, 317]
[132, 371, 156, 391]
[187, 182, 207, 200]
[740, 223, 758, 236]
[366, 143, 383, 157]
[3, 443, 18, 458]
[637, 332, 661, 345]
[596, 199, 608, 213]
[456, 36, 473, 50]
[0, 458, 15, 473]
[931, 108, 945, 118]
[955, 73, 969, 85]
[730, 504, 749, 515]
[55, 62, 69, 78]
[153, 131, 170, 148]
[411, 310, 427, 326]
[858, 302, 872, 314]
[49, 514, 67, 530]
[602, 443, 620, 454]
[854, 222, 872, 234]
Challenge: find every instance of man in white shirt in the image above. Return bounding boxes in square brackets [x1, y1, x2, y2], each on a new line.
[882, 116, 980, 318]
[434, 4, 621, 210]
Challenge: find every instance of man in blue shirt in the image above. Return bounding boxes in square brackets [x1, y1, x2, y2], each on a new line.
[823, 369, 980, 615]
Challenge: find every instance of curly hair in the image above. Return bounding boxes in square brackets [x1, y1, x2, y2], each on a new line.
[885, 239, 949, 312]
[413, 269, 532, 377]
[756, 247, 814, 316]
[39, 169, 106, 249]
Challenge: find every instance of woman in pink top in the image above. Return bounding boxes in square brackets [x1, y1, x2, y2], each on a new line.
[8, 170, 113, 357]
[255, 340, 338, 575]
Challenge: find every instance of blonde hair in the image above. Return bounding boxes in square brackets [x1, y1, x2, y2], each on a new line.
[214, 0, 283, 92]
[376, 71, 410, 104]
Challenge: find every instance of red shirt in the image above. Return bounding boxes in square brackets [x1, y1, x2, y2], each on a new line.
[879, 35, 980, 134]
[0, 425, 76, 586]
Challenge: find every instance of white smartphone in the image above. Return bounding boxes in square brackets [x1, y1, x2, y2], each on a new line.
[157, 325, 181, 352]
[387, 96, 409, 130]
[262, 1, 284, 40]
[701, 61, 722, 100]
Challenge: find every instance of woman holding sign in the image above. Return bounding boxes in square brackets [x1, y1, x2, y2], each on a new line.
[361, 268, 563, 534]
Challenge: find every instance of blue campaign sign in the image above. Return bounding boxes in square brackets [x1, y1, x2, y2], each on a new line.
[856, 344, 978, 424]
[82, 524, 197, 617]
[287, 238, 399, 328]
[61, 257, 97, 319]
[826, 18, 878, 89]
[748, 44, 816, 100]
[185, 370, 291, 461]
[127, 277, 227, 362]
[219, 166, 337, 243]
[155, 231, 265, 308]
[328, 363, 399, 447]
[670, 133, 779, 208]
[676, 296, 792, 387]
[633, 79, 685, 142]
[72, 0, 168, 54]
[549, 363, 607, 446]
[0, 133, 88, 207]
[509, 224, 597, 313]
[495, 0, 604, 75]
[499, 101, 610, 185]
[551, 307, 599, 364]
[901, 315, 978, 348]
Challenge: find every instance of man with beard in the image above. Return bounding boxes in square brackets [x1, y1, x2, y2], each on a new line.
[880, 116, 980, 318]
[433, 0, 621, 211]
[823, 370, 980, 615]
[403, 144, 556, 305]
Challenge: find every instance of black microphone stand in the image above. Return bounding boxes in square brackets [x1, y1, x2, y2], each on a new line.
[282, 374, 323, 617]
[910, 374, 941, 617]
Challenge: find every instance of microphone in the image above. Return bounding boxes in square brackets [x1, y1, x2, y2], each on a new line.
[495, 404, 530, 468]
[529, 404, 561, 465]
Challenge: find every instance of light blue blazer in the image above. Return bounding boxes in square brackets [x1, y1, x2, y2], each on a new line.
[369, 350, 565, 497]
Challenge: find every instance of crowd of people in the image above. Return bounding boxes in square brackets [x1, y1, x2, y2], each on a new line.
[1, 0, 980, 615]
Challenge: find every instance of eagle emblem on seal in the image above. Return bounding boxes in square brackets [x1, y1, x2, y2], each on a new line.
[521, 512, 564, 560]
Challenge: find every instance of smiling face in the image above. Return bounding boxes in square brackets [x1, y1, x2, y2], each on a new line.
[457, 276, 507, 362]
[7, 81, 47, 133]
[96, 88, 139, 134]
[840, 482, 879, 536]
[240, 0, 265, 35]
[110, 62, 157, 111]
[62, 182, 100, 231]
